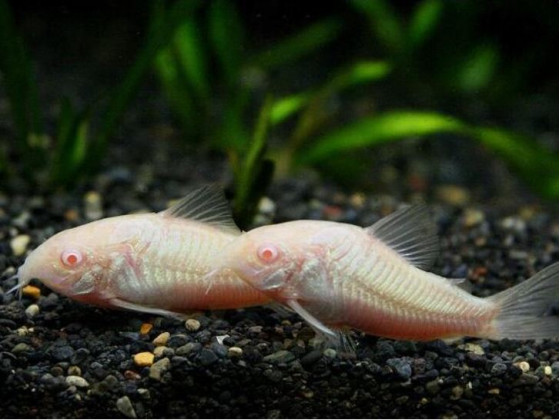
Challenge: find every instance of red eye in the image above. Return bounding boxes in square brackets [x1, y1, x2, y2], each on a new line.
[61, 250, 83, 267]
[257, 244, 279, 263]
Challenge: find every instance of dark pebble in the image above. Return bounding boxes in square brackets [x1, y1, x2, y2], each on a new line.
[50, 345, 74, 362]
[386, 358, 412, 380]
[301, 350, 323, 366]
[210, 342, 228, 358]
[491, 363, 508, 376]
[198, 348, 218, 366]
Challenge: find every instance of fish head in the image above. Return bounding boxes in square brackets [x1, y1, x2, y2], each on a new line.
[221, 224, 313, 300]
[15, 218, 131, 300]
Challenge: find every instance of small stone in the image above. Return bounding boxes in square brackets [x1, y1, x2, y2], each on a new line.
[51, 345, 74, 361]
[544, 366, 552, 376]
[515, 361, 531, 373]
[463, 209, 485, 227]
[10, 234, 30, 256]
[258, 197, 276, 216]
[25, 304, 40, 318]
[263, 350, 296, 364]
[149, 357, 170, 381]
[140, 323, 153, 335]
[133, 352, 154, 367]
[464, 343, 485, 355]
[153, 346, 168, 358]
[198, 349, 218, 366]
[84, 191, 103, 220]
[185, 319, 201, 332]
[116, 396, 137, 419]
[152, 332, 170, 346]
[436, 185, 470, 206]
[67, 366, 81, 376]
[22, 285, 41, 299]
[12, 343, 33, 353]
[322, 348, 337, 359]
[488, 388, 500, 395]
[124, 370, 141, 380]
[137, 388, 151, 399]
[426, 379, 440, 395]
[16, 326, 29, 336]
[450, 385, 463, 400]
[387, 358, 412, 380]
[227, 347, 243, 358]
[176, 342, 201, 356]
[491, 363, 507, 376]
[66, 375, 90, 388]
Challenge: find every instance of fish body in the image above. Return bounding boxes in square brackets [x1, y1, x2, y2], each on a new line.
[219, 206, 558, 343]
[13, 186, 268, 316]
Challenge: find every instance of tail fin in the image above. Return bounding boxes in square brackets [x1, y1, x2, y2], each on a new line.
[485, 263, 558, 340]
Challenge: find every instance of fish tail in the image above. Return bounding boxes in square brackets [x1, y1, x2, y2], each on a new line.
[483, 262, 558, 340]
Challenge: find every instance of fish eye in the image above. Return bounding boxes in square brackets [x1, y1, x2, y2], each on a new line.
[61, 250, 84, 268]
[257, 244, 280, 264]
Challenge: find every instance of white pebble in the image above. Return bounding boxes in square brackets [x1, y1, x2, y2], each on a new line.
[10, 234, 30, 256]
[66, 375, 90, 388]
[228, 347, 243, 358]
[116, 396, 137, 419]
[25, 304, 40, 318]
[185, 319, 201, 332]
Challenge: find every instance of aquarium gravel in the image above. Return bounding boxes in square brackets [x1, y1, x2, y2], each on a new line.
[0, 166, 557, 418]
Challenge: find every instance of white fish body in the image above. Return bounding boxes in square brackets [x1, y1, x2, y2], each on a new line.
[218, 205, 558, 343]
[14, 186, 268, 316]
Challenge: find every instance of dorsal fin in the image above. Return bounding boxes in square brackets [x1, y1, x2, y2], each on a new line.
[365, 205, 439, 271]
[160, 185, 240, 234]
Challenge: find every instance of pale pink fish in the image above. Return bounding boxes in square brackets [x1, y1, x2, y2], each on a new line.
[214, 205, 558, 344]
[10, 186, 268, 316]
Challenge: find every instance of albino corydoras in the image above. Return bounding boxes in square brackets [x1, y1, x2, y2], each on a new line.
[11, 186, 268, 316]
[212, 205, 558, 345]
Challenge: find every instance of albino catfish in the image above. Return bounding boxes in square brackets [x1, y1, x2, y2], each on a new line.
[212, 205, 558, 344]
[9, 186, 268, 316]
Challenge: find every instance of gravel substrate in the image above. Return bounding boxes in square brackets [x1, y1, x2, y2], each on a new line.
[0, 157, 558, 418]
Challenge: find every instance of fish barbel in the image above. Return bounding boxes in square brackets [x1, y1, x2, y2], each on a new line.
[10, 186, 268, 316]
[215, 205, 558, 344]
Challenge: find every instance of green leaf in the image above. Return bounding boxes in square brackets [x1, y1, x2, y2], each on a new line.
[253, 18, 342, 70]
[88, 0, 201, 170]
[456, 44, 499, 93]
[298, 111, 467, 164]
[298, 110, 558, 200]
[469, 127, 558, 199]
[208, 0, 244, 87]
[270, 93, 310, 125]
[350, 0, 404, 54]
[173, 18, 210, 102]
[408, 0, 443, 49]
[328, 60, 391, 91]
[0, 0, 44, 175]
[232, 95, 275, 228]
[49, 98, 91, 187]
[154, 47, 196, 137]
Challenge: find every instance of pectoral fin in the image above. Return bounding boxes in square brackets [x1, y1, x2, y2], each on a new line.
[108, 297, 186, 319]
[287, 299, 338, 341]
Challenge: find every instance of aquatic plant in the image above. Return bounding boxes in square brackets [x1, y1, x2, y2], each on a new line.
[0, 0, 556, 225]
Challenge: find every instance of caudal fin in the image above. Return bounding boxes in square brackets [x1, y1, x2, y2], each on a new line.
[485, 263, 558, 340]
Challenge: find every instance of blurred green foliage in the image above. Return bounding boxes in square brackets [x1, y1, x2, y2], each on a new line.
[0, 0, 556, 225]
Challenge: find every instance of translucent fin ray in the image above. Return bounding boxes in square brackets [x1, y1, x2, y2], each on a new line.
[160, 184, 240, 234]
[366, 205, 439, 271]
[486, 262, 559, 340]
